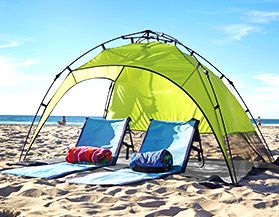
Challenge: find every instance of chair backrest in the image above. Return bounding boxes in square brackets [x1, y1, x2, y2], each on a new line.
[76, 117, 130, 164]
[140, 119, 199, 172]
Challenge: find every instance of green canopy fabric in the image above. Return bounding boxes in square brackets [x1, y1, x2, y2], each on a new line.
[26, 39, 272, 185]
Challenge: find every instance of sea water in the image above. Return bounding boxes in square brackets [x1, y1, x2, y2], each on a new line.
[0, 115, 278, 126]
[0, 115, 94, 125]
[252, 119, 279, 126]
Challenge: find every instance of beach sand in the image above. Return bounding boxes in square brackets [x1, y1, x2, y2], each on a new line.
[0, 124, 278, 217]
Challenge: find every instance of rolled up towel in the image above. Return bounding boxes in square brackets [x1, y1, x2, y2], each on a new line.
[129, 149, 173, 173]
[66, 147, 84, 163]
[91, 148, 112, 164]
[84, 147, 97, 162]
[66, 146, 112, 164]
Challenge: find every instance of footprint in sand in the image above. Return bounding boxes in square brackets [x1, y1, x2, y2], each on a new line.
[207, 188, 230, 200]
[125, 188, 137, 195]
[85, 209, 99, 216]
[47, 198, 71, 209]
[0, 138, 8, 143]
[175, 208, 213, 217]
[105, 187, 122, 196]
[97, 195, 119, 203]
[18, 188, 43, 198]
[67, 195, 93, 202]
[34, 179, 56, 187]
[145, 206, 185, 217]
[140, 183, 154, 190]
[0, 185, 22, 197]
[110, 202, 129, 211]
[55, 189, 69, 196]
[153, 186, 168, 194]
[6, 152, 17, 157]
[137, 200, 165, 208]
[254, 200, 278, 209]
[0, 209, 21, 217]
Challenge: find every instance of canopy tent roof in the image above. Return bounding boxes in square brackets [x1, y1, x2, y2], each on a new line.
[20, 30, 273, 185]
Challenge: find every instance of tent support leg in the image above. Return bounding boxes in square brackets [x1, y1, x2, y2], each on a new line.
[192, 129, 204, 168]
[103, 82, 114, 118]
[123, 126, 135, 159]
[18, 71, 63, 162]
[205, 70, 238, 185]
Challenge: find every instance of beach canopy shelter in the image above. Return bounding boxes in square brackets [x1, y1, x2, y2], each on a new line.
[20, 30, 273, 185]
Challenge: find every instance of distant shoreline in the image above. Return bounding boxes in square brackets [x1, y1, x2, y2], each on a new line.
[0, 115, 279, 126]
[0, 115, 96, 126]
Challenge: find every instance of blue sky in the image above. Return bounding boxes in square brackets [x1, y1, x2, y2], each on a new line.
[0, 0, 278, 118]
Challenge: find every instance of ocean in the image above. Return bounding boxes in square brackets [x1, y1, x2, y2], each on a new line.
[0, 115, 92, 125]
[0, 115, 278, 126]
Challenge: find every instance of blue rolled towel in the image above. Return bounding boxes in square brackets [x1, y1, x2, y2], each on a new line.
[130, 149, 173, 173]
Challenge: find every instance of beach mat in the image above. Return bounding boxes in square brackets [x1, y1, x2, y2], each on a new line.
[1, 162, 106, 179]
[67, 119, 198, 185]
[1, 117, 130, 179]
[67, 166, 182, 186]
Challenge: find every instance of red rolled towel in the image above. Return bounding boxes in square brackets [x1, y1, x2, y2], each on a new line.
[66, 146, 112, 164]
[77, 146, 89, 162]
[66, 147, 81, 163]
[84, 147, 97, 162]
[91, 148, 112, 164]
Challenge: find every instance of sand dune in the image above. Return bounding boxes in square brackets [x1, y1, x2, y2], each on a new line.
[0, 124, 278, 216]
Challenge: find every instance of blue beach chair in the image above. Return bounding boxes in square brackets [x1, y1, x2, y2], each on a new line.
[1, 117, 132, 179]
[67, 119, 199, 185]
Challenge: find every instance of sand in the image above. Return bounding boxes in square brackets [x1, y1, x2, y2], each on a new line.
[0, 124, 278, 217]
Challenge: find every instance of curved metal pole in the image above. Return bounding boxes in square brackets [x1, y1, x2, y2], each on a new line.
[21, 31, 149, 160]
[150, 33, 237, 184]
[176, 40, 273, 162]
[21, 29, 237, 184]
[204, 70, 238, 185]
[22, 28, 272, 183]
[103, 81, 115, 118]
[103, 67, 127, 119]
[77, 63, 238, 184]
[230, 86, 274, 161]
[18, 70, 65, 161]
[66, 30, 147, 69]
[161, 32, 273, 163]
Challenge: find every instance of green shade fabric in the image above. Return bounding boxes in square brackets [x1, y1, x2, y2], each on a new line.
[28, 41, 272, 184]
[77, 42, 254, 133]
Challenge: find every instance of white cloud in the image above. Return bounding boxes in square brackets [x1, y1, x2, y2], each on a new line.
[0, 56, 42, 86]
[0, 56, 18, 85]
[0, 92, 42, 115]
[220, 24, 257, 41]
[229, 73, 279, 118]
[0, 55, 109, 115]
[15, 58, 41, 67]
[214, 9, 279, 44]
[214, 24, 260, 44]
[0, 40, 21, 48]
[247, 10, 279, 24]
[0, 56, 49, 114]
[244, 73, 279, 118]
[253, 73, 279, 86]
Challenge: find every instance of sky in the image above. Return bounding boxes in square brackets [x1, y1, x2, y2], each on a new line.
[0, 0, 278, 118]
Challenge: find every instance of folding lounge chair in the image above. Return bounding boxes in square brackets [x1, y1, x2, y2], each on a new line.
[67, 119, 199, 185]
[1, 117, 132, 179]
